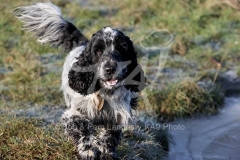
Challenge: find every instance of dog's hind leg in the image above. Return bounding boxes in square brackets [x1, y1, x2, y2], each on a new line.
[62, 110, 101, 160]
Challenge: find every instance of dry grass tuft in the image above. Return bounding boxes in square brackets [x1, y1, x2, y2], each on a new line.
[140, 80, 224, 120]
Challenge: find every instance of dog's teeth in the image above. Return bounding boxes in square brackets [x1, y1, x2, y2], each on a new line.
[106, 80, 118, 86]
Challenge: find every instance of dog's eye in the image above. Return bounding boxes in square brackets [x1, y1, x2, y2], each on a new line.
[121, 44, 128, 50]
[96, 49, 102, 56]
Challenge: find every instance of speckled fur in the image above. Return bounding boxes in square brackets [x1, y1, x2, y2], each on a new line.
[14, 2, 146, 160]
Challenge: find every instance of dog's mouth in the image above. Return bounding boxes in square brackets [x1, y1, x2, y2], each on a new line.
[99, 78, 120, 89]
[105, 79, 118, 86]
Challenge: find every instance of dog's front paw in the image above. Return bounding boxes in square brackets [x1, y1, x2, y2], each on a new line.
[100, 152, 119, 160]
[79, 147, 101, 160]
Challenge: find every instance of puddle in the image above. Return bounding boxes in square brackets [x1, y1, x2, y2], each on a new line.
[167, 96, 240, 160]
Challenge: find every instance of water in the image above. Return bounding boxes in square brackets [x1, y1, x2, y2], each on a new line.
[167, 96, 240, 160]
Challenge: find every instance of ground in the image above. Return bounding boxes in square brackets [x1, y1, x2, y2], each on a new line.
[0, 0, 240, 159]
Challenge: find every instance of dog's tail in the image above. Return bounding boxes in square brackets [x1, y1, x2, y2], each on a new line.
[13, 2, 88, 51]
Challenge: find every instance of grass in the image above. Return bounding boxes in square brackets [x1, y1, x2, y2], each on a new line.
[140, 79, 224, 120]
[0, 115, 78, 160]
[237, 67, 240, 77]
[0, 0, 62, 106]
[0, 0, 239, 159]
[0, 0, 238, 105]
[0, 113, 170, 160]
[118, 123, 171, 159]
[2, 51, 62, 105]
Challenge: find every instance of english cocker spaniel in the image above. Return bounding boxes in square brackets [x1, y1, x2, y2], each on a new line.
[14, 2, 146, 160]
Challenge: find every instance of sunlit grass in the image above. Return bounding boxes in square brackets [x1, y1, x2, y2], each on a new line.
[0, 0, 239, 159]
[1, 0, 238, 105]
[140, 79, 224, 120]
[0, 115, 78, 160]
[0, 114, 170, 159]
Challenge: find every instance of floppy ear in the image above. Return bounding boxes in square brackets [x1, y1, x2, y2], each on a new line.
[124, 37, 146, 92]
[68, 42, 100, 96]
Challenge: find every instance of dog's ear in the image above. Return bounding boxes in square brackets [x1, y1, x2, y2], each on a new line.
[13, 2, 88, 51]
[124, 36, 146, 92]
[68, 41, 100, 96]
[68, 65, 97, 96]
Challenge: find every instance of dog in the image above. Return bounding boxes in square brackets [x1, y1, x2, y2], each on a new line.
[14, 2, 146, 160]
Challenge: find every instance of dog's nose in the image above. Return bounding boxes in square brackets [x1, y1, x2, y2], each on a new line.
[105, 67, 116, 75]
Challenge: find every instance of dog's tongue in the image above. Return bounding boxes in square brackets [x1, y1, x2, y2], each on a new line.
[106, 80, 118, 86]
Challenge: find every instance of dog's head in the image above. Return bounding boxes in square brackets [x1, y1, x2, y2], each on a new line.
[69, 27, 146, 96]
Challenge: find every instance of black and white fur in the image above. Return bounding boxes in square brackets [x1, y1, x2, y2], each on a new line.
[14, 2, 146, 160]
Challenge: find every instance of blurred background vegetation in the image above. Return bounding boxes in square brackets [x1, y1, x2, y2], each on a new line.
[0, 0, 239, 159]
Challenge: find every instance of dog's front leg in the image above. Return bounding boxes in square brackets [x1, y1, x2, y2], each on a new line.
[62, 110, 101, 160]
[98, 128, 122, 160]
